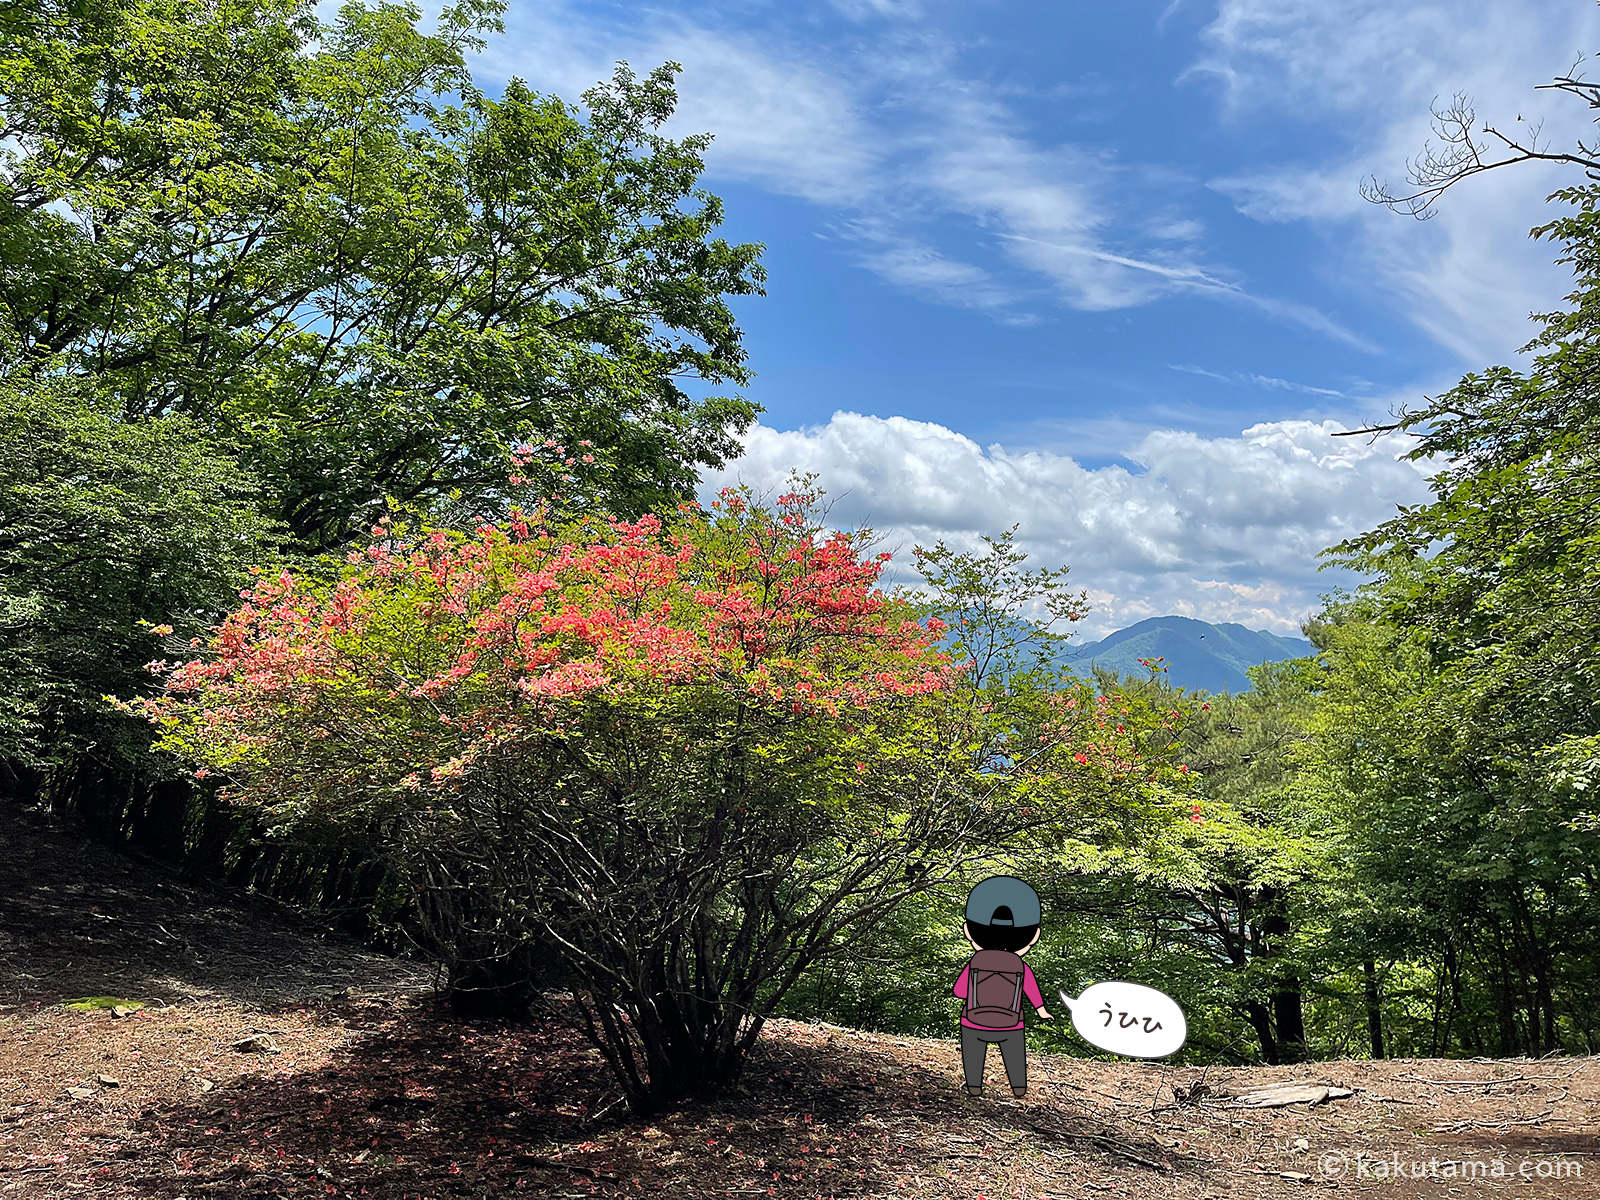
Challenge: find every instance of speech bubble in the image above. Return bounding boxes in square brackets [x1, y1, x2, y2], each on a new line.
[1058, 981, 1187, 1059]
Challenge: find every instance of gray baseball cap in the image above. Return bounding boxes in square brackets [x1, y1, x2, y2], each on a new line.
[965, 875, 1041, 927]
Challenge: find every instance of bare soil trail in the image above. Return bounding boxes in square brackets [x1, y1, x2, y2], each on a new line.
[2, 798, 1596, 1198]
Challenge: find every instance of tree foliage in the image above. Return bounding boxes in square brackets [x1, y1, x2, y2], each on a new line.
[1315, 160, 1600, 1055]
[2, 0, 766, 554]
[0, 338, 282, 782]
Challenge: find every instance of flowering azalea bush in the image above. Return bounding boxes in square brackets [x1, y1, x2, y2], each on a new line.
[133, 487, 950, 815]
[120, 484, 1050, 1109]
[119, 478, 1199, 1108]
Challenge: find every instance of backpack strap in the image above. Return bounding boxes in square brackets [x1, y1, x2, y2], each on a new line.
[964, 959, 983, 1016]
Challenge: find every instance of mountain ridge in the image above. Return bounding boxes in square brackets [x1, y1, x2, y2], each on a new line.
[1053, 615, 1314, 694]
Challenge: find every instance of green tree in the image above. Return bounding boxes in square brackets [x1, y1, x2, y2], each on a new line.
[909, 525, 1086, 693]
[781, 533, 1188, 1045]
[2, 0, 765, 554]
[1148, 660, 1329, 1064]
[1033, 660, 1337, 1065]
[1309, 64, 1600, 1056]
[1301, 589, 1600, 1057]
[0, 341, 282, 809]
[1316, 183, 1600, 1054]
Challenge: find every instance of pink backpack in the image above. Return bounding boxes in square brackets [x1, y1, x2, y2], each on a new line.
[963, 949, 1026, 1028]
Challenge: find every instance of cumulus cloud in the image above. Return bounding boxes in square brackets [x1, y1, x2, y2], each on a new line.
[699, 411, 1436, 637]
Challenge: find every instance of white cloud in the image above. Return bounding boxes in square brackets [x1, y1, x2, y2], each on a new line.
[699, 411, 1436, 638]
[1167, 362, 1224, 380]
[471, 2, 1357, 337]
[854, 240, 1029, 316]
[1196, 0, 1600, 364]
[912, 98, 1163, 310]
[829, 0, 924, 19]
[891, 82, 1364, 328]
[1241, 373, 1347, 398]
[1171, 363, 1353, 398]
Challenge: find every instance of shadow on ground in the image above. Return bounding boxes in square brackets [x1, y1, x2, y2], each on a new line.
[0, 799, 430, 1012]
[107, 1000, 1193, 1199]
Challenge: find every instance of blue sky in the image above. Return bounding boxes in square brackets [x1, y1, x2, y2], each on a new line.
[468, 0, 1598, 636]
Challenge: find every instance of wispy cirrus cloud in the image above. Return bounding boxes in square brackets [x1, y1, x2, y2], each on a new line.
[1194, 0, 1600, 365]
[1245, 373, 1347, 398]
[855, 240, 1033, 318]
[473, 1, 1365, 341]
[829, 0, 924, 19]
[1170, 363, 1351, 398]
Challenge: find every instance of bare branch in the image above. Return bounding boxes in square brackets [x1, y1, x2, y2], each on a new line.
[1363, 73, 1600, 219]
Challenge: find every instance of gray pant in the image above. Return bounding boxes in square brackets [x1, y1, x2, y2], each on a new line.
[960, 1025, 1026, 1091]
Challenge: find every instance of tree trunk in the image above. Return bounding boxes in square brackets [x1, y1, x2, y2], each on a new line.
[567, 952, 761, 1116]
[51, 753, 128, 842]
[1243, 999, 1279, 1064]
[1258, 887, 1306, 1063]
[1363, 960, 1386, 1059]
[226, 838, 265, 888]
[344, 859, 390, 943]
[1271, 986, 1307, 1063]
[1435, 939, 1462, 1055]
[289, 847, 327, 906]
[445, 956, 536, 1019]
[1485, 917, 1521, 1057]
[1514, 889, 1560, 1057]
[251, 843, 286, 893]
[319, 845, 354, 908]
[184, 792, 249, 879]
[1539, 976, 1559, 1058]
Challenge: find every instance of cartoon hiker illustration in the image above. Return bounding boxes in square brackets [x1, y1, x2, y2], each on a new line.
[953, 875, 1052, 1098]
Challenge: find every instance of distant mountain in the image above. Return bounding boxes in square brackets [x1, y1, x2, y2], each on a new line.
[1053, 616, 1315, 695]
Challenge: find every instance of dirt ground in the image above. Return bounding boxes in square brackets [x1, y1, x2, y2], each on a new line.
[2, 799, 1597, 1199]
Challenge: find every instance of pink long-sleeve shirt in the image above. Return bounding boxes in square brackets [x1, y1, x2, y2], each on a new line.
[952, 961, 1045, 1031]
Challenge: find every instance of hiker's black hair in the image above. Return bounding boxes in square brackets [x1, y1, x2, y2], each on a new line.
[965, 905, 1040, 953]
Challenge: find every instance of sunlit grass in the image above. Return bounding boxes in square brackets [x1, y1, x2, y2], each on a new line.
[60, 996, 145, 1012]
